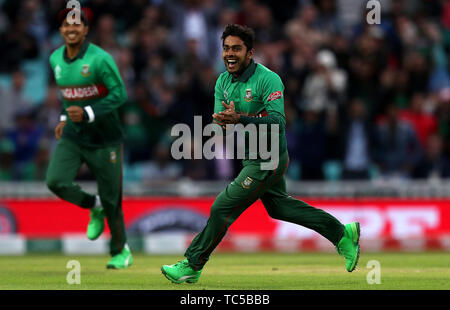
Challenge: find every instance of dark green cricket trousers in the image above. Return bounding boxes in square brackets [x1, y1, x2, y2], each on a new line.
[46, 138, 126, 256]
[185, 152, 345, 268]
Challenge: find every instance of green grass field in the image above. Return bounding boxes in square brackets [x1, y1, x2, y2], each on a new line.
[0, 252, 449, 290]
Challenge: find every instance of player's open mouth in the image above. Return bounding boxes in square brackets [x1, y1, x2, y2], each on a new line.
[227, 59, 238, 70]
[67, 33, 78, 40]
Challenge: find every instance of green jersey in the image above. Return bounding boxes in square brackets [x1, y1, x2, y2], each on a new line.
[49, 40, 127, 147]
[214, 60, 287, 167]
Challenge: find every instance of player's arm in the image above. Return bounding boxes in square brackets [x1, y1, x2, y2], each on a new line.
[54, 107, 67, 139]
[49, 52, 67, 138]
[212, 76, 231, 133]
[82, 54, 127, 123]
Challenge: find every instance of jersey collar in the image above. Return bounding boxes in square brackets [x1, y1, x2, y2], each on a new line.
[231, 59, 257, 83]
[63, 40, 90, 64]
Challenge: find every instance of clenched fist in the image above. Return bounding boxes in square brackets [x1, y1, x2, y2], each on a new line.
[66, 106, 84, 122]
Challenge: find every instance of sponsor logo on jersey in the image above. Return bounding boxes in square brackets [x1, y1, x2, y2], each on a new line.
[267, 91, 282, 102]
[81, 64, 90, 77]
[241, 176, 253, 189]
[60, 84, 108, 101]
[244, 88, 253, 102]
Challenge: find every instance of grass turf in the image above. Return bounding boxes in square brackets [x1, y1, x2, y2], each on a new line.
[0, 252, 449, 290]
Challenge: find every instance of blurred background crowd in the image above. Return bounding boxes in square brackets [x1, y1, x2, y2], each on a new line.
[1, 0, 450, 183]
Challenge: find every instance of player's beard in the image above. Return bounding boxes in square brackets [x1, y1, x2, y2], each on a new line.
[226, 57, 251, 77]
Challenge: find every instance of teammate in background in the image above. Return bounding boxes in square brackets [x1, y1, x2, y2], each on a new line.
[46, 8, 132, 269]
[161, 24, 360, 283]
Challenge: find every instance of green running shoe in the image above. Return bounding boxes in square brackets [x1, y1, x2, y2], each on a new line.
[337, 222, 360, 272]
[161, 259, 202, 284]
[86, 207, 105, 240]
[106, 244, 133, 269]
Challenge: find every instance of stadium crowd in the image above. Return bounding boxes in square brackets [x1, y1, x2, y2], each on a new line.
[1, 0, 450, 183]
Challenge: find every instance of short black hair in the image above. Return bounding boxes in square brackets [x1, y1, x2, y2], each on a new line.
[58, 8, 89, 26]
[221, 24, 255, 51]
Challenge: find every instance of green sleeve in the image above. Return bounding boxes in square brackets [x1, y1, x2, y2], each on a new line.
[49, 52, 67, 122]
[214, 75, 226, 114]
[240, 72, 285, 126]
[84, 54, 127, 121]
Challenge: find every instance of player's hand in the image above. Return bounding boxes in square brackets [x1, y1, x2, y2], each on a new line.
[55, 121, 66, 139]
[214, 101, 240, 125]
[66, 106, 84, 122]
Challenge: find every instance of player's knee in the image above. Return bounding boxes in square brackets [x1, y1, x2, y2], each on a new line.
[267, 209, 282, 220]
[264, 205, 284, 221]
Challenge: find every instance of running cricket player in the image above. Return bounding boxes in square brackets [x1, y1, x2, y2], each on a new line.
[161, 24, 360, 283]
[46, 8, 132, 269]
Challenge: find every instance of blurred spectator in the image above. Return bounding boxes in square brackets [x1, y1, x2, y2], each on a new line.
[166, 0, 218, 61]
[6, 108, 44, 180]
[21, 0, 49, 48]
[336, 0, 364, 38]
[0, 138, 14, 180]
[412, 133, 450, 180]
[373, 104, 422, 179]
[0, 69, 31, 133]
[91, 14, 120, 58]
[316, 0, 341, 35]
[297, 107, 328, 180]
[347, 27, 387, 118]
[252, 5, 286, 72]
[0, 13, 39, 72]
[120, 81, 169, 163]
[399, 92, 438, 148]
[301, 49, 347, 115]
[35, 84, 61, 150]
[138, 143, 183, 184]
[116, 47, 136, 99]
[437, 87, 450, 158]
[340, 98, 373, 180]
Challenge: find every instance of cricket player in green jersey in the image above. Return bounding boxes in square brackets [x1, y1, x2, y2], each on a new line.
[161, 24, 360, 283]
[45, 8, 132, 269]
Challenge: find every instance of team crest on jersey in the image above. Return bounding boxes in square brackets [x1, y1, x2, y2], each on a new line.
[110, 151, 117, 163]
[54, 65, 62, 80]
[244, 88, 253, 102]
[81, 64, 90, 77]
[241, 176, 253, 189]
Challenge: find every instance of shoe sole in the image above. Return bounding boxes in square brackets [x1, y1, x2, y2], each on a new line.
[106, 265, 131, 269]
[161, 267, 199, 284]
[106, 263, 132, 269]
[106, 258, 133, 269]
[348, 222, 360, 272]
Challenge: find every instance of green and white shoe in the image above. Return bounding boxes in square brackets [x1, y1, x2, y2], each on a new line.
[161, 259, 202, 284]
[106, 244, 133, 269]
[86, 207, 105, 240]
[336, 222, 360, 272]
